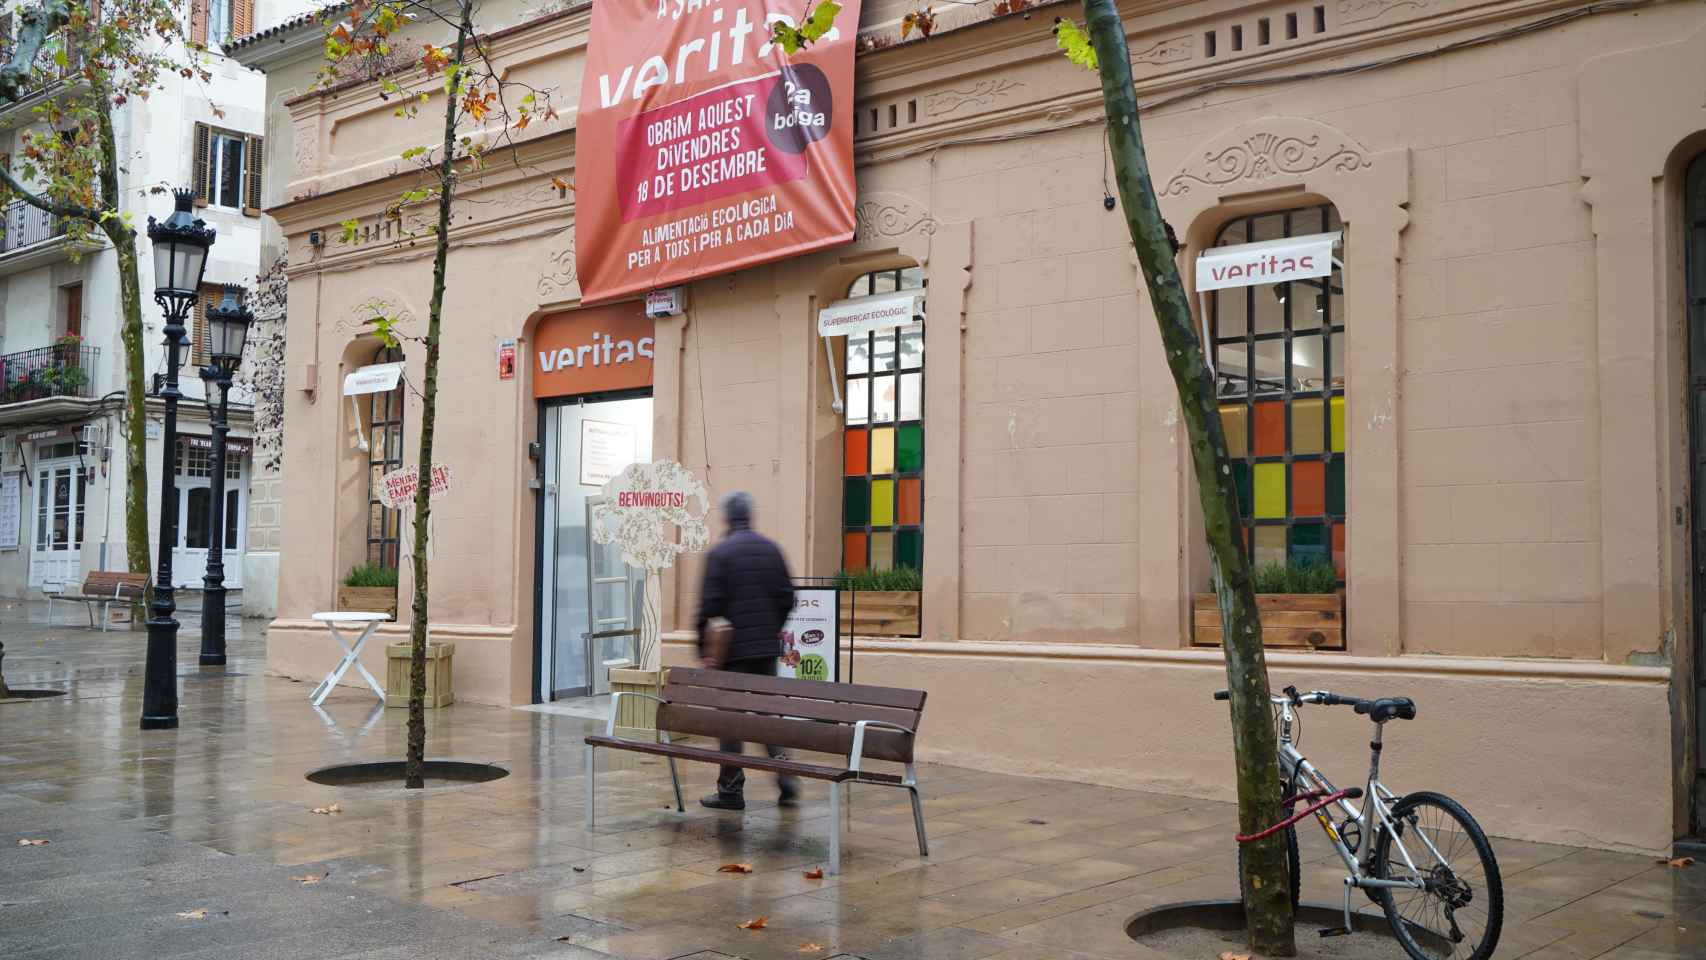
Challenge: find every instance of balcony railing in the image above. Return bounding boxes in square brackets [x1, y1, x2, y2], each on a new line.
[1, 200, 65, 254]
[0, 344, 98, 403]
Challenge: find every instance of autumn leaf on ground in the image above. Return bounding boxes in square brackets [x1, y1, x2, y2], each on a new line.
[310, 803, 342, 815]
[289, 872, 328, 884]
[718, 863, 754, 874]
[803, 866, 824, 880]
[1219, 952, 1251, 960]
[177, 908, 209, 920]
[1660, 856, 1695, 868]
[16, 838, 50, 846]
[798, 944, 825, 954]
[738, 916, 769, 930]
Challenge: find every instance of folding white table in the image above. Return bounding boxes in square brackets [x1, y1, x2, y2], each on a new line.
[308, 612, 390, 706]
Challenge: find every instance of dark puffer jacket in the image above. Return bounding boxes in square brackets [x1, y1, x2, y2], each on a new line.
[694, 521, 795, 663]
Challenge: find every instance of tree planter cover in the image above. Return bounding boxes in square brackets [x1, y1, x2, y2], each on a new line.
[338, 585, 398, 619]
[1192, 591, 1345, 650]
[838, 590, 920, 638]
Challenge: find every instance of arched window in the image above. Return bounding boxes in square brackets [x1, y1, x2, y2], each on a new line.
[842, 266, 925, 573]
[367, 345, 404, 569]
[1209, 204, 1346, 581]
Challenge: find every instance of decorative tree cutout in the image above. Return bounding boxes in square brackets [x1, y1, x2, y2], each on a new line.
[590, 460, 710, 671]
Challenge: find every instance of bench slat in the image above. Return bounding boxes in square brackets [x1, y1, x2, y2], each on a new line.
[667, 666, 926, 711]
[661, 682, 921, 731]
[659, 703, 915, 763]
[584, 735, 912, 783]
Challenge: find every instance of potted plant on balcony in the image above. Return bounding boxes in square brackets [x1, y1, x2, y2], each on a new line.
[837, 566, 922, 638]
[1194, 561, 1344, 650]
[337, 563, 399, 618]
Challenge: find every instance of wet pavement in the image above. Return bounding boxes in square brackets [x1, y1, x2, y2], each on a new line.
[1, 607, 1702, 959]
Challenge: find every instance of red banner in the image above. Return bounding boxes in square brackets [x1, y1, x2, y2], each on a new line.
[575, 0, 860, 304]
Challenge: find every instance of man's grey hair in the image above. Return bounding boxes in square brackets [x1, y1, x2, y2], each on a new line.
[722, 491, 754, 526]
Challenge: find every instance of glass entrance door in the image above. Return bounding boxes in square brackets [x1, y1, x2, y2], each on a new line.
[28, 456, 85, 588]
[539, 394, 653, 700]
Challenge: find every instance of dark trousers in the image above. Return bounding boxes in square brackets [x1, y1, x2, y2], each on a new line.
[716, 656, 800, 800]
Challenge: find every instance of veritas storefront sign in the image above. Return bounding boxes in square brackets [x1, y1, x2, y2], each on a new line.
[575, 0, 862, 303]
[533, 302, 656, 399]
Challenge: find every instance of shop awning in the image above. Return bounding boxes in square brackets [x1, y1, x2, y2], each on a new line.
[817, 290, 924, 339]
[1195, 231, 1340, 292]
[342, 362, 404, 396]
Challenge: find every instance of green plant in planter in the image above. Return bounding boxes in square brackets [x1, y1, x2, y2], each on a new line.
[343, 563, 400, 588]
[835, 566, 922, 592]
[1250, 560, 1340, 595]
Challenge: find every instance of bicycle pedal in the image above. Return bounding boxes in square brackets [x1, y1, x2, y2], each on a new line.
[1318, 927, 1353, 938]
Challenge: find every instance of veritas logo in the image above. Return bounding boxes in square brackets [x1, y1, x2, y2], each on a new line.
[537, 332, 655, 372]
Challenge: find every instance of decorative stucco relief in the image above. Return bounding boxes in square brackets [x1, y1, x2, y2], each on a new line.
[923, 78, 1023, 117]
[1161, 119, 1372, 198]
[854, 193, 938, 242]
[337, 294, 418, 336]
[1338, 0, 1429, 24]
[538, 228, 579, 302]
[1131, 35, 1192, 66]
[293, 127, 318, 179]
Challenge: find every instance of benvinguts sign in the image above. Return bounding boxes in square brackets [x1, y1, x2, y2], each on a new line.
[575, 0, 861, 303]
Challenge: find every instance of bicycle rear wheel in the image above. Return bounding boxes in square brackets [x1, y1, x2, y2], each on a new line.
[1372, 791, 1503, 960]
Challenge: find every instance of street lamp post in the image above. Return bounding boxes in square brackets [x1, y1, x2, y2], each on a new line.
[140, 190, 215, 730]
[198, 285, 252, 667]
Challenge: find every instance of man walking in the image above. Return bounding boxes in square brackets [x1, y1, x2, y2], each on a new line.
[695, 491, 800, 810]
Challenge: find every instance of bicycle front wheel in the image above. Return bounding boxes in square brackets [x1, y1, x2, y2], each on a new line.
[1372, 791, 1503, 960]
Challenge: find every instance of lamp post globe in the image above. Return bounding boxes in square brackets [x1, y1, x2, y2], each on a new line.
[140, 189, 215, 731]
[198, 285, 251, 666]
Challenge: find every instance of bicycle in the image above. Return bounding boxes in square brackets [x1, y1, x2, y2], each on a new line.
[1213, 685, 1504, 960]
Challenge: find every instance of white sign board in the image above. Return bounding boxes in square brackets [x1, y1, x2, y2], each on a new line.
[1195, 231, 1340, 292]
[645, 287, 685, 319]
[342, 362, 405, 396]
[0, 472, 20, 550]
[778, 588, 838, 683]
[817, 291, 924, 339]
[579, 419, 637, 488]
[377, 463, 452, 509]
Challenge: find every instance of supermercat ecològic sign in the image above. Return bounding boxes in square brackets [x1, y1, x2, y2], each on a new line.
[575, 0, 861, 303]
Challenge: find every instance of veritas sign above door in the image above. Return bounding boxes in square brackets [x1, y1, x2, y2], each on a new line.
[574, 0, 862, 304]
[533, 303, 656, 399]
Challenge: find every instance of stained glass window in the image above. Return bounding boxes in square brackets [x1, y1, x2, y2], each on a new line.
[1210, 205, 1347, 582]
[367, 345, 405, 569]
[842, 266, 925, 573]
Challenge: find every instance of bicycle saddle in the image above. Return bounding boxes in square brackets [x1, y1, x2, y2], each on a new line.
[1354, 697, 1416, 722]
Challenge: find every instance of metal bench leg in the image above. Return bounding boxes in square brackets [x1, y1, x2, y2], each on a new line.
[666, 757, 684, 813]
[827, 782, 842, 876]
[98, 601, 109, 633]
[45, 597, 53, 625]
[85, 602, 96, 630]
[905, 764, 928, 857]
[584, 744, 596, 828]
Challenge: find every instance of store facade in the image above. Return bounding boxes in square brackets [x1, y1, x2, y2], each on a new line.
[262, 0, 1706, 853]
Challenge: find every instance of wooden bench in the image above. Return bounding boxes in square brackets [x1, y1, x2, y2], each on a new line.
[584, 667, 928, 874]
[46, 571, 148, 631]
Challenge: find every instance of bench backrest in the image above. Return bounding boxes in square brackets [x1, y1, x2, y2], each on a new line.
[83, 572, 147, 599]
[659, 667, 926, 764]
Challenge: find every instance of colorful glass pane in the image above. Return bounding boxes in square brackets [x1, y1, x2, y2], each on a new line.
[897, 478, 922, 525]
[847, 334, 870, 375]
[871, 531, 895, 570]
[1291, 522, 1328, 567]
[1292, 398, 1324, 455]
[896, 529, 922, 569]
[846, 377, 868, 426]
[871, 479, 895, 526]
[899, 372, 922, 421]
[1332, 523, 1347, 578]
[844, 428, 868, 477]
[1291, 461, 1325, 517]
[843, 532, 867, 571]
[842, 478, 869, 525]
[871, 374, 897, 423]
[1219, 405, 1247, 458]
[1253, 525, 1286, 567]
[1327, 457, 1346, 516]
[1232, 462, 1252, 518]
[896, 424, 923, 473]
[1253, 401, 1285, 456]
[898, 322, 924, 369]
[871, 427, 895, 475]
[1330, 395, 1346, 452]
[1253, 463, 1286, 519]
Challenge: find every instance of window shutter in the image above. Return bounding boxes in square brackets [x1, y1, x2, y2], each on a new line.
[191, 286, 219, 367]
[190, 0, 207, 46]
[232, 0, 253, 42]
[243, 134, 262, 215]
[192, 122, 211, 206]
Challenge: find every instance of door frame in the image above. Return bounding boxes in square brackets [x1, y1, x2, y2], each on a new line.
[533, 386, 654, 703]
[28, 453, 87, 588]
[1685, 149, 1706, 837]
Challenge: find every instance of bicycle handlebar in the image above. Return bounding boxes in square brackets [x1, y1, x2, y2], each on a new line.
[1210, 687, 1372, 709]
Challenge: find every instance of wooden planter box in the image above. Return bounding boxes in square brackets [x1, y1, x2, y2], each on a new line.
[1192, 592, 1345, 650]
[338, 585, 397, 618]
[385, 641, 454, 708]
[838, 590, 921, 638]
[609, 667, 669, 740]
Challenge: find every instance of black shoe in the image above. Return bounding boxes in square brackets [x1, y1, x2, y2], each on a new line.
[777, 788, 800, 809]
[700, 793, 745, 811]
